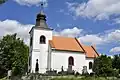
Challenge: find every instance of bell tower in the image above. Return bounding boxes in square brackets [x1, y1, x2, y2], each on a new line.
[28, 2, 53, 73]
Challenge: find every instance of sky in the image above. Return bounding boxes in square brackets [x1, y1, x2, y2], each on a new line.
[0, 0, 120, 55]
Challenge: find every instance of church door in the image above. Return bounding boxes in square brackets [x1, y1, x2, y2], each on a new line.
[68, 56, 74, 72]
[35, 59, 39, 73]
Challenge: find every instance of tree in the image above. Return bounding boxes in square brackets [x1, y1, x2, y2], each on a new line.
[93, 55, 113, 77]
[112, 55, 120, 69]
[0, 0, 7, 4]
[112, 55, 120, 73]
[0, 34, 29, 78]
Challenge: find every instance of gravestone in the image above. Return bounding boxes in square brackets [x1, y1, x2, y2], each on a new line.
[82, 66, 88, 75]
[61, 66, 64, 72]
[7, 70, 12, 79]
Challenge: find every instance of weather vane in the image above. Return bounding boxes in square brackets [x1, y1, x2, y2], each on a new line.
[40, 0, 46, 12]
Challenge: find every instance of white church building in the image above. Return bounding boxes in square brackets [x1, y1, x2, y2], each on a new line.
[28, 10, 99, 74]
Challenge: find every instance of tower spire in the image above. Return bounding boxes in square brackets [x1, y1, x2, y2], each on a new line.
[35, 0, 48, 28]
[40, 1, 44, 14]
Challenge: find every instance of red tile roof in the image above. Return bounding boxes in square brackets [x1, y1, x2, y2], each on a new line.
[81, 45, 99, 58]
[49, 36, 84, 52]
[49, 36, 99, 58]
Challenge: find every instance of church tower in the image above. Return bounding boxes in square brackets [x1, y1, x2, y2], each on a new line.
[28, 4, 53, 73]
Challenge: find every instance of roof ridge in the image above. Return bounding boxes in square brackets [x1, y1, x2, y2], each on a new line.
[91, 46, 99, 57]
[75, 38, 86, 53]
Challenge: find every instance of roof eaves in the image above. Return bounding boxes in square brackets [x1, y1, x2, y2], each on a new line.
[29, 26, 35, 34]
[86, 56, 95, 58]
[49, 40, 55, 48]
[51, 48, 84, 53]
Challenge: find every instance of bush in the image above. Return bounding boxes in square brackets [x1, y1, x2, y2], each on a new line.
[51, 77, 110, 80]
[74, 72, 80, 77]
[82, 72, 89, 77]
[90, 72, 95, 76]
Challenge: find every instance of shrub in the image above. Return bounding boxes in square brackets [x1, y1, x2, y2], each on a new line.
[74, 72, 80, 77]
[90, 72, 95, 76]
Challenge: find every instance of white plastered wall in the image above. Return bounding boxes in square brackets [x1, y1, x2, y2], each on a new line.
[30, 28, 52, 73]
[86, 58, 94, 73]
[51, 50, 86, 74]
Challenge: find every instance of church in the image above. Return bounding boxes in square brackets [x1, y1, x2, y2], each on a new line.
[28, 9, 99, 74]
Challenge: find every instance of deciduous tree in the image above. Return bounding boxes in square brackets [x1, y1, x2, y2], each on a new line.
[0, 34, 29, 78]
[0, 0, 7, 4]
[93, 55, 113, 77]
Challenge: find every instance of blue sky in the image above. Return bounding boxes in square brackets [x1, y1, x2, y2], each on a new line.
[0, 0, 120, 55]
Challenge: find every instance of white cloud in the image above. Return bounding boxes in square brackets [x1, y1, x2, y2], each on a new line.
[79, 35, 105, 45]
[14, 0, 47, 6]
[66, 0, 120, 20]
[53, 26, 120, 48]
[113, 18, 120, 24]
[0, 19, 120, 54]
[53, 27, 83, 37]
[107, 29, 120, 42]
[53, 27, 106, 46]
[0, 19, 33, 45]
[110, 46, 120, 53]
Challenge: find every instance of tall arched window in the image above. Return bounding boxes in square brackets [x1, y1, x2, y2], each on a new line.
[68, 56, 74, 66]
[29, 56, 31, 66]
[40, 35, 46, 44]
[30, 37, 33, 46]
[89, 62, 92, 69]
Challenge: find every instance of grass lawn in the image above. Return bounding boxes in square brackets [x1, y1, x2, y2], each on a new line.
[0, 75, 119, 80]
[50, 76, 118, 80]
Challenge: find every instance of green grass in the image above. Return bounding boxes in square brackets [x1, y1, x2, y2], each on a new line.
[50, 76, 118, 80]
[0, 77, 7, 80]
[0, 76, 119, 80]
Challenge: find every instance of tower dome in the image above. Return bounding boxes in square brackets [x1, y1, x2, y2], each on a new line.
[35, 3, 50, 29]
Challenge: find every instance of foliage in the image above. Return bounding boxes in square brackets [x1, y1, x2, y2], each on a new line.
[112, 55, 120, 70]
[93, 55, 114, 77]
[0, 34, 29, 78]
[0, 77, 7, 80]
[0, 0, 7, 4]
[50, 77, 117, 80]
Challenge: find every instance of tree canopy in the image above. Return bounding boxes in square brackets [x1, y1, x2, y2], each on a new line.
[0, 34, 29, 78]
[93, 55, 120, 77]
[0, 0, 7, 4]
[112, 55, 120, 69]
[93, 55, 113, 77]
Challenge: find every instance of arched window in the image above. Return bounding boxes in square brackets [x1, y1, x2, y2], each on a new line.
[40, 35, 46, 44]
[29, 56, 31, 66]
[89, 62, 92, 69]
[68, 56, 74, 66]
[30, 37, 33, 46]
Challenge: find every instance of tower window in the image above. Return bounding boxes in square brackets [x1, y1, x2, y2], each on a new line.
[89, 62, 92, 69]
[29, 56, 31, 66]
[30, 37, 33, 46]
[68, 56, 74, 66]
[40, 35, 46, 44]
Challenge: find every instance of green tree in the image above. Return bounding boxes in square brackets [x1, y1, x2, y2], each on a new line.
[112, 54, 120, 73]
[93, 55, 113, 77]
[0, 34, 29, 78]
[112, 55, 120, 69]
[0, 0, 7, 4]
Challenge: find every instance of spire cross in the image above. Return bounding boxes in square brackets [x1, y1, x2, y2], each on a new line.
[40, 0, 45, 12]
[41, 2, 44, 11]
